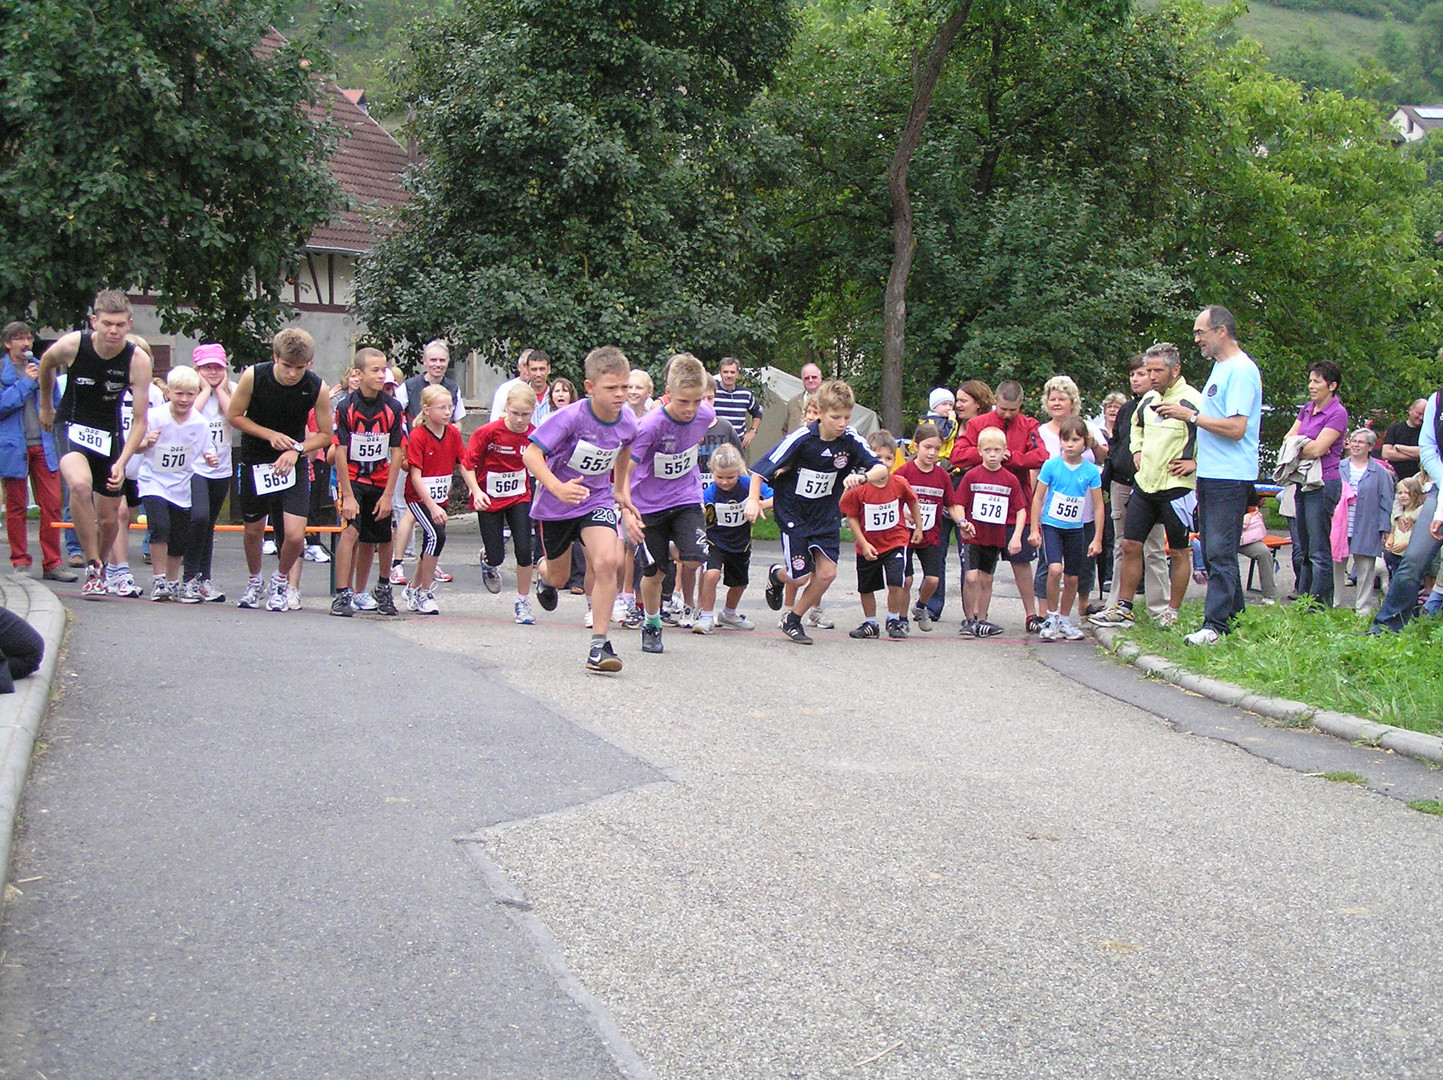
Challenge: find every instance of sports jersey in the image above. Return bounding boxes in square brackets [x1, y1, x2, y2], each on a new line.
[897, 459, 962, 547]
[405, 422, 466, 505]
[56, 331, 135, 436]
[752, 422, 881, 534]
[334, 390, 405, 487]
[629, 401, 716, 514]
[704, 477, 772, 554]
[239, 362, 323, 466]
[956, 464, 1027, 549]
[1037, 456, 1101, 530]
[137, 407, 213, 508]
[839, 474, 917, 555]
[465, 417, 534, 511]
[528, 398, 639, 522]
[195, 389, 233, 481]
[1037, 421, 1106, 524]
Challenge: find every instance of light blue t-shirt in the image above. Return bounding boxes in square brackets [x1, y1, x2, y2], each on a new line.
[1038, 456, 1101, 529]
[1196, 351, 1262, 481]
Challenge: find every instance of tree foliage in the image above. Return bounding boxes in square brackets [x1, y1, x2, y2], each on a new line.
[354, 0, 797, 375]
[0, 0, 344, 363]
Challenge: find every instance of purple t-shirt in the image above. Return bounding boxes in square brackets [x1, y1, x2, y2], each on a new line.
[528, 399, 639, 521]
[1296, 396, 1348, 481]
[628, 401, 716, 514]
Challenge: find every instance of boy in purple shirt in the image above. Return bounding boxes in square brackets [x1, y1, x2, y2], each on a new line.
[614, 354, 716, 655]
[523, 346, 638, 673]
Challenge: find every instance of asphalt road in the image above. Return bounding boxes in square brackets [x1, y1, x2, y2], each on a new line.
[3, 526, 1442, 1079]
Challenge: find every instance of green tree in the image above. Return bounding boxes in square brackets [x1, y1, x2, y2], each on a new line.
[355, 0, 797, 375]
[0, 1, 344, 363]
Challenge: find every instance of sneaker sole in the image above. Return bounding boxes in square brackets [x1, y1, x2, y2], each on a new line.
[586, 658, 624, 673]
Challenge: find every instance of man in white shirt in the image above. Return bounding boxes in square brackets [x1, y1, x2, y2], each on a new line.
[489, 349, 534, 420]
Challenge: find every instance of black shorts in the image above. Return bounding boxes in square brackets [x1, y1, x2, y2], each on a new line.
[1040, 524, 1087, 577]
[967, 543, 1004, 576]
[906, 543, 945, 581]
[60, 422, 122, 495]
[1006, 531, 1038, 565]
[857, 546, 907, 593]
[121, 477, 141, 509]
[705, 546, 750, 588]
[348, 484, 391, 545]
[638, 504, 708, 579]
[1123, 485, 1197, 551]
[239, 459, 312, 523]
[780, 526, 840, 580]
[537, 506, 620, 563]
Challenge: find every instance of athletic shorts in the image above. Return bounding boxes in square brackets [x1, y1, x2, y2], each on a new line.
[239, 459, 312, 523]
[780, 526, 839, 580]
[121, 477, 141, 509]
[967, 543, 1005, 576]
[857, 546, 907, 593]
[141, 495, 189, 557]
[348, 484, 391, 545]
[1040, 524, 1087, 578]
[1123, 485, 1197, 551]
[906, 543, 945, 581]
[638, 505, 708, 579]
[1006, 531, 1038, 565]
[60, 422, 122, 495]
[705, 546, 750, 588]
[537, 506, 620, 563]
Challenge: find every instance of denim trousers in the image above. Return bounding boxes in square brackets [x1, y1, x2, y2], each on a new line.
[1289, 479, 1340, 606]
[1372, 487, 1442, 632]
[1197, 477, 1250, 634]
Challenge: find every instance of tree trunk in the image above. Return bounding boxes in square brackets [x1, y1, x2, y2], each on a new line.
[881, 3, 973, 434]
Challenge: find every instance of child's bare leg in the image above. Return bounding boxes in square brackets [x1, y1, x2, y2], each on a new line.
[887, 584, 908, 619]
[1059, 574, 1078, 619]
[536, 547, 571, 588]
[1045, 564, 1063, 617]
[353, 541, 376, 594]
[793, 555, 835, 615]
[859, 591, 877, 619]
[583, 527, 621, 632]
[699, 567, 721, 613]
[1012, 559, 1038, 619]
[964, 568, 980, 619]
[724, 584, 746, 610]
[976, 573, 996, 620]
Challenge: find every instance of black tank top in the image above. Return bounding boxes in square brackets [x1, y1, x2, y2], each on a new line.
[56, 331, 134, 433]
[240, 361, 322, 464]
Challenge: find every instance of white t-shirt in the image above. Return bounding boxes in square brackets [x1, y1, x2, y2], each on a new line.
[196, 388, 234, 480]
[138, 408, 214, 507]
[123, 384, 168, 481]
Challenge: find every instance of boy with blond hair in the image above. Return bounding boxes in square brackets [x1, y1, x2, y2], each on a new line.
[955, 426, 1027, 637]
[840, 430, 923, 639]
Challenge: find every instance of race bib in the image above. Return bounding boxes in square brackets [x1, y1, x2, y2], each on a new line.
[208, 418, 227, 447]
[714, 501, 748, 528]
[1049, 492, 1084, 524]
[69, 423, 113, 457]
[156, 444, 189, 472]
[795, 467, 836, 500]
[252, 462, 296, 494]
[487, 469, 526, 499]
[654, 445, 698, 480]
[567, 439, 618, 476]
[699, 471, 713, 490]
[424, 474, 453, 503]
[349, 432, 388, 463]
[972, 491, 1009, 525]
[918, 502, 938, 530]
[864, 499, 899, 533]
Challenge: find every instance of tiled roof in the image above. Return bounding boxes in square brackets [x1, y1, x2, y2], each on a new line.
[260, 30, 411, 255]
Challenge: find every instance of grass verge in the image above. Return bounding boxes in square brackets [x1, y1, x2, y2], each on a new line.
[1112, 600, 1443, 738]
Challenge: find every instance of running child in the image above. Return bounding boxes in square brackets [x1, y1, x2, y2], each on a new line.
[523, 345, 638, 673]
[466, 382, 538, 622]
[137, 366, 218, 600]
[748, 379, 887, 645]
[896, 422, 965, 630]
[613, 353, 715, 654]
[839, 431, 923, 639]
[330, 349, 406, 617]
[696, 443, 771, 634]
[401, 384, 483, 616]
[1028, 416, 1103, 642]
[955, 426, 1027, 637]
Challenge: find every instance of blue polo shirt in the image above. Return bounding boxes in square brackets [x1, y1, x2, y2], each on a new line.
[1196, 351, 1262, 482]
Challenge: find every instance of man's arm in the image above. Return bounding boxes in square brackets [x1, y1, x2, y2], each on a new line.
[1382, 428, 1421, 463]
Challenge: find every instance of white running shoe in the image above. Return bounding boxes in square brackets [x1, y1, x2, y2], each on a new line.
[414, 588, 439, 615]
[303, 543, 331, 563]
[108, 571, 142, 598]
[262, 538, 277, 555]
[1184, 627, 1221, 646]
[1156, 608, 1179, 628]
[1038, 615, 1059, 642]
[717, 611, 755, 631]
[611, 596, 629, 624]
[286, 586, 302, 611]
[266, 573, 289, 611]
[388, 562, 408, 586]
[351, 590, 379, 612]
[514, 597, 535, 625]
[1059, 616, 1086, 641]
[805, 607, 835, 629]
[692, 614, 715, 635]
[236, 578, 263, 609]
[403, 585, 418, 612]
[584, 608, 593, 628]
[677, 605, 696, 629]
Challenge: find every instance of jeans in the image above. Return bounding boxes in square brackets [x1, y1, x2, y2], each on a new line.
[1372, 487, 1442, 632]
[1289, 479, 1340, 606]
[1197, 477, 1250, 635]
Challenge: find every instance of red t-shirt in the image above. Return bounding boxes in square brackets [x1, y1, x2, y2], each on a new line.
[897, 460, 961, 548]
[956, 464, 1027, 549]
[405, 423, 466, 504]
[465, 417, 534, 511]
[839, 474, 917, 555]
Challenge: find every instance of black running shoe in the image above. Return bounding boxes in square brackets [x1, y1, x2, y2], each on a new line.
[957, 618, 976, 638]
[586, 639, 623, 672]
[373, 582, 399, 616]
[641, 624, 663, 654]
[781, 612, 813, 645]
[886, 617, 906, 640]
[848, 622, 880, 639]
[1025, 614, 1045, 633]
[765, 563, 784, 610]
[330, 589, 354, 617]
[537, 580, 559, 611]
[974, 619, 1005, 637]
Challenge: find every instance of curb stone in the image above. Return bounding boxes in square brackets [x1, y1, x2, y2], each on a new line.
[1093, 626, 1443, 768]
[0, 573, 68, 883]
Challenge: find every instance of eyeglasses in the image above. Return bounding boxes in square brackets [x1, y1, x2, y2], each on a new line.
[1192, 326, 1216, 338]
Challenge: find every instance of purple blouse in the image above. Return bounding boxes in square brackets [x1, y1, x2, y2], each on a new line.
[1295, 396, 1348, 481]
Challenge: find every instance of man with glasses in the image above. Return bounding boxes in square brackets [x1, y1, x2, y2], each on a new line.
[784, 363, 824, 432]
[1156, 305, 1261, 645]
